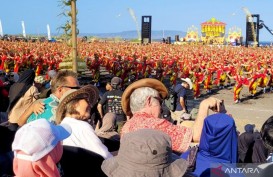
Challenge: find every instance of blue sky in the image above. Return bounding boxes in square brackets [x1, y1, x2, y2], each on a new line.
[0, 0, 273, 41]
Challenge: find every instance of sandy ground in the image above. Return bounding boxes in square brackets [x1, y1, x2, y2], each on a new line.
[97, 72, 273, 133]
[187, 85, 273, 134]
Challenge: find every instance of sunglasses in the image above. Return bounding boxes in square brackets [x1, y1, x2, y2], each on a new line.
[62, 86, 81, 89]
[153, 96, 164, 105]
[0, 73, 5, 76]
[8, 75, 14, 77]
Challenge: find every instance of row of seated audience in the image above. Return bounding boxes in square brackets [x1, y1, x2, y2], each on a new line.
[0, 69, 273, 177]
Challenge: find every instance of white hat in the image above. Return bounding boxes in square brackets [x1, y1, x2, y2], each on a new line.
[181, 78, 193, 89]
[12, 119, 71, 162]
[34, 75, 46, 84]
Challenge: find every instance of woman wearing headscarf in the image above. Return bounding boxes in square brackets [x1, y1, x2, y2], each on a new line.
[7, 69, 38, 129]
[237, 124, 255, 163]
[180, 113, 238, 177]
[252, 131, 268, 163]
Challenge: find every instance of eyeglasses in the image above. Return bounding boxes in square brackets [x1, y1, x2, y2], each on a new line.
[62, 86, 81, 89]
[8, 75, 14, 77]
[153, 96, 163, 105]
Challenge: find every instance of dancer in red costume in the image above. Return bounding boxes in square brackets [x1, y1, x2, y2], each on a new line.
[228, 66, 250, 103]
[87, 53, 101, 85]
[35, 54, 44, 76]
[0, 51, 7, 71]
[203, 66, 214, 94]
[248, 66, 263, 96]
[154, 59, 164, 82]
[13, 52, 22, 73]
[190, 65, 204, 99]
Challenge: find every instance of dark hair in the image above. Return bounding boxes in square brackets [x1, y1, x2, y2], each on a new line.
[61, 97, 90, 121]
[261, 116, 273, 151]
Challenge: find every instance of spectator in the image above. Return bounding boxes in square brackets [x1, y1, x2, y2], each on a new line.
[95, 112, 120, 152]
[97, 76, 127, 133]
[238, 124, 255, 163]
[55, 85, 113, 159]
[101, 129, 188, 177]
[7, 69, 38, 130]
[0, 70, 5, 82]
[45, 69, 57, 89]
[242, 116, 273, 177]
[121, 78, 225, 154]
[34, 75, 47, 94]
[171, 77, 193, 124]
[38, 70, 57, 99]
[180, 113, 238, 177]
[17, 70, 80, 126]
[105, 81, 113, 91]
[252, 131, 268, 163]
[0, 125, 16, 176]
[4, 72, 19, 92]
[11, 119, 71, 177]
[95, 112, 120, 141]
[0, 77, 9, 120]
[260, 116, 273, 162]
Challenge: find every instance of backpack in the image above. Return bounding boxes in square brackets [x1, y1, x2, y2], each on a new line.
[163, 87, 182, 112]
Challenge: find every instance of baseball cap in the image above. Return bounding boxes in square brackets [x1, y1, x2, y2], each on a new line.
[111, 77, 121, 86]
[12, 119, 71, 162]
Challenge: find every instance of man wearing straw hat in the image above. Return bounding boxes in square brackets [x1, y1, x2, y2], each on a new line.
[121, 78, 225, 154]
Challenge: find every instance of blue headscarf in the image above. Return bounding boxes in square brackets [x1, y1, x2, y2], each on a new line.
[181, 113, 238, 177]
[199, 113, 238, 163]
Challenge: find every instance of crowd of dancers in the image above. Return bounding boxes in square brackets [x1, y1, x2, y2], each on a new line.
[1, 39, 273, 103]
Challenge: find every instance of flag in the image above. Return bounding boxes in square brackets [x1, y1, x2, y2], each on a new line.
[0, 20, 3, 37]
[47, 24, 51, 40]
[21, 21, 26, 38]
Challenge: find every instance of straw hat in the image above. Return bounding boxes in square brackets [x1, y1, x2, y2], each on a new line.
[121, 78, 168, 116]
[55, 85, 99, 124]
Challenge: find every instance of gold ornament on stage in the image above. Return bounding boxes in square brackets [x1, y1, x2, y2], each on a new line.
[200, 17, 226, 44]
[185, 25, 199, 42]
[226, 26, 242, 43]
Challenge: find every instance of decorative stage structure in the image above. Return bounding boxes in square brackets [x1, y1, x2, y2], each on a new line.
[200, 17, 226, 44]
[226, 26, 242, 44]
[201, 17, 226, 37]
[185, 25, 199, 42]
